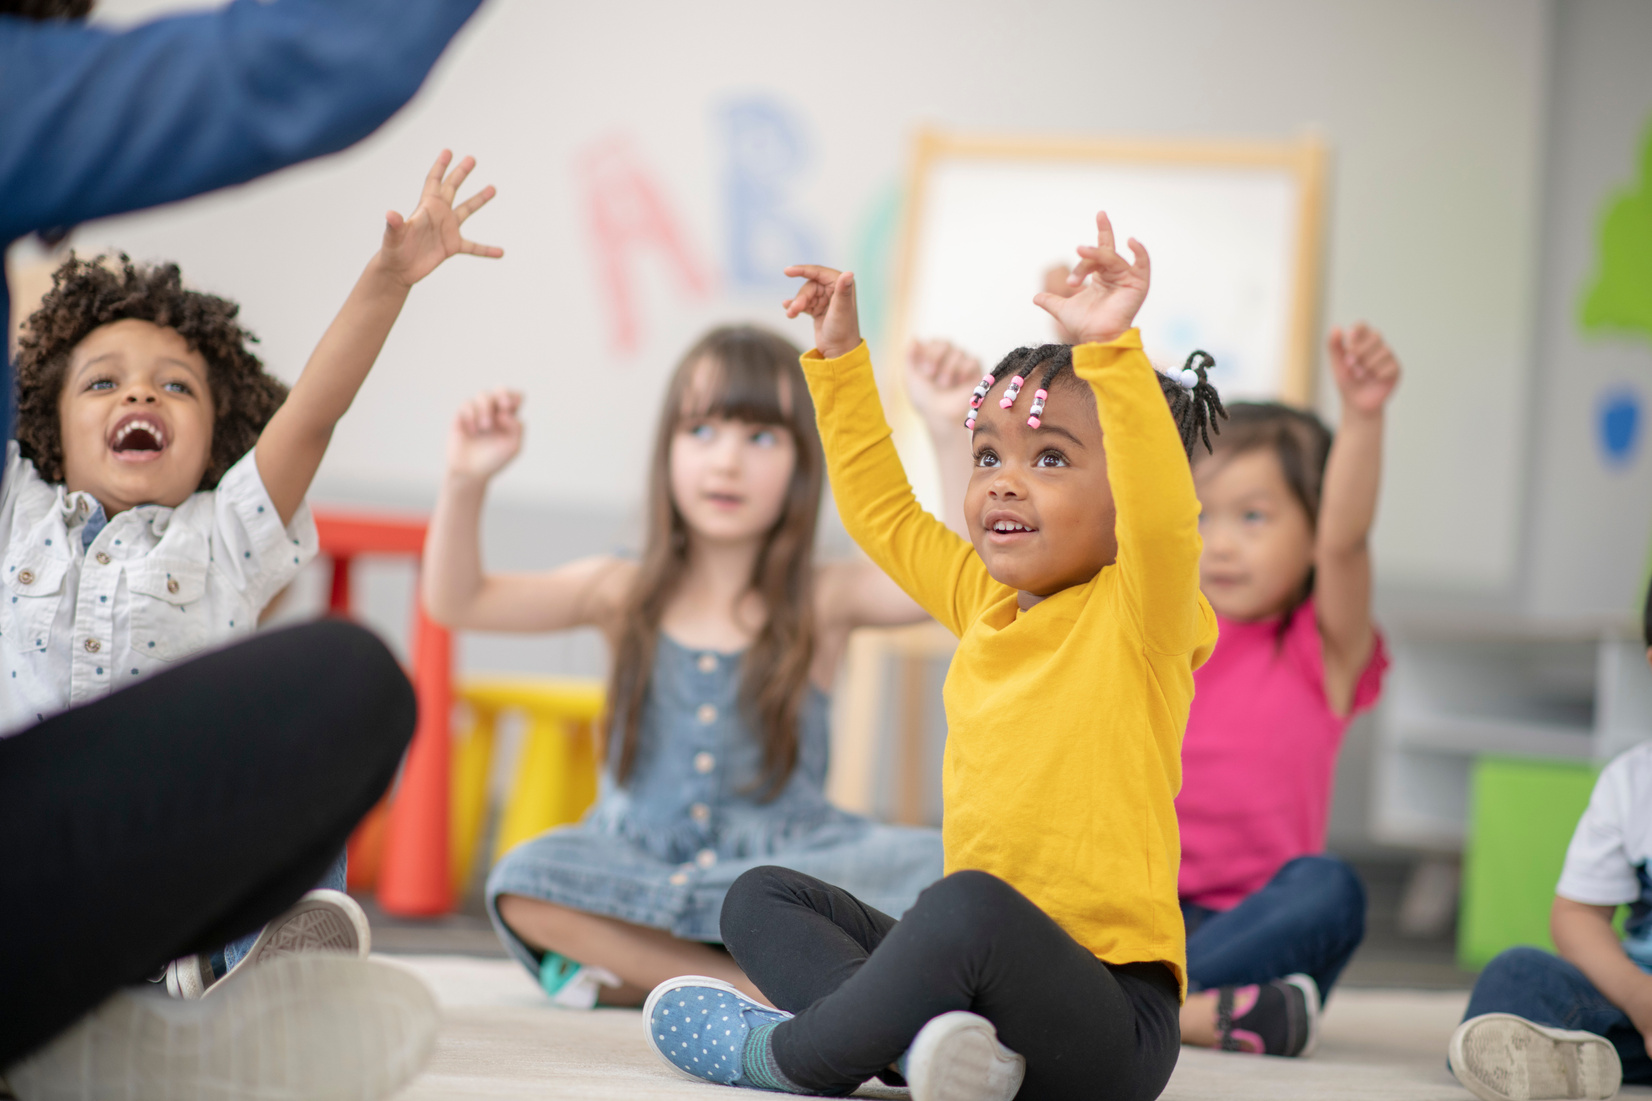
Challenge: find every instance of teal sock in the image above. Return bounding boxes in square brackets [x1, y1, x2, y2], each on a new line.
[739, 1021, 806, 1094]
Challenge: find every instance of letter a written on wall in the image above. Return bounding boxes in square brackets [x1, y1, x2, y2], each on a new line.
[721, 97, 820, 289]
[579, 137, 712, 353]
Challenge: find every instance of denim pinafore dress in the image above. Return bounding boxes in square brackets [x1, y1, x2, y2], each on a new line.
[485, 635, 943, 975]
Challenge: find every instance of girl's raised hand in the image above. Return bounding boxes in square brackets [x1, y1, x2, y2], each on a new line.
[783, 265, 862, 359]
[1032, 212, 1150, 345]
[1327, 323, 1402, 417]
[381, 150, 504, 288]
[905, 338, 983, 430]
[448, 388, 524, 481]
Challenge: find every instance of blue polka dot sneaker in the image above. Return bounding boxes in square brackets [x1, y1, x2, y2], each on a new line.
[643, 976, 797, 1090]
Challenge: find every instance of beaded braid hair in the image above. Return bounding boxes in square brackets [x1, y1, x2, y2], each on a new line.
[966, 344, 1227, 458]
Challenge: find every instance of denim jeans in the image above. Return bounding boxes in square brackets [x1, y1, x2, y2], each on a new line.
[1181, 854, 1367, 999]
[1465, 946, 1652, 1085]
[220, 850, 348, 971]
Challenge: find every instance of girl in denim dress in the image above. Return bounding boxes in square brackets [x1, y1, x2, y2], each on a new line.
[423, 326, 963, 1007]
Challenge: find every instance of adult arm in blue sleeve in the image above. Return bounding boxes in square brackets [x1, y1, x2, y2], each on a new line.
[0, 0, 485, 244]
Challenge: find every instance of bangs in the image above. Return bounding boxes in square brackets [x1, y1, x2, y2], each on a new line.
[677, 336, 806, 429]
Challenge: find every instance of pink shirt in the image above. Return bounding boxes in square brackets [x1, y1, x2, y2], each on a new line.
[1177, 597, 1388, 910]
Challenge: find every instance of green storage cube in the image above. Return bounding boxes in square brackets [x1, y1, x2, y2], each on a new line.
[1459, 756, 1601, 971]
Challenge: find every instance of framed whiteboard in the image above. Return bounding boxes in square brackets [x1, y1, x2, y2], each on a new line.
[893, 130, 1329, 405]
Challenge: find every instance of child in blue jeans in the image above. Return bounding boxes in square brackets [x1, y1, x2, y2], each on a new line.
[1449, 589, 1652, 1100]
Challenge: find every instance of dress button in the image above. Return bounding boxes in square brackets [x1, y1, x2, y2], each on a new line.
[84, 638, 101, 653]
[16, 569, 34, 585]
[166, 578, 180, 595]
[696, 703, 717, 725]
[697, 653, 718, 674]
[696, 849, 717, 869]
[690, 802, 711, 823]
[669, 871, 689, 887]
[694, 751, 715, 774]
[77, 499, 87, 514]
[95, 552, 110, 565]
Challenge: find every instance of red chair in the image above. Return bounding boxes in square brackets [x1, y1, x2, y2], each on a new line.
[314, 508, 453, 917]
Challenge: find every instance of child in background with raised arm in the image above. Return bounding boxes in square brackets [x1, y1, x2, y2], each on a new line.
[424, 326, 945, 1009]
[2, 150, 501, 997]
[642, 213, 1224, 1101]
[1168, 325, 1399, 1055]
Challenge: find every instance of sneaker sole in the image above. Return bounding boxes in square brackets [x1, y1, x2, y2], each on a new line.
[1282, 973, 1322, 1058]
[210, 889, 371, 996]
[907, 1011, 1026, 1101]
[642, 975, 756, 1084]
[7, 955, 438, 1101]
[1448, 1013, 1623, 1101]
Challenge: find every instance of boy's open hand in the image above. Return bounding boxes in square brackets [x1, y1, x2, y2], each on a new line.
[448, 388, 524, 481]
[906, 338, 983, 431]
[1032, 212, 1150, 345]
[381, 150, 503, 288]
[1328, 323, 1401, 417]
[783, 265, 861, 360]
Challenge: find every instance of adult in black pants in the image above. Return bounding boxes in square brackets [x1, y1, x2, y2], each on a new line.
[720, 865, 1182, 1101]
[0, 619, 413, 1065]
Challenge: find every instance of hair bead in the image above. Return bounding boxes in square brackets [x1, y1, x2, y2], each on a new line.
[968, 373, 994, 410]
[964, 412, 977, 430]
[1026, 388, 1048, 429]
[999, 374, 1026, 409]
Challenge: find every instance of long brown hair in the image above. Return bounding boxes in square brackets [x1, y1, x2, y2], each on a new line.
[608, 326, 823, 800]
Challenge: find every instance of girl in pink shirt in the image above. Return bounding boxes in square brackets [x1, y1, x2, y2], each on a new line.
[1176, 324, 1401, 1058]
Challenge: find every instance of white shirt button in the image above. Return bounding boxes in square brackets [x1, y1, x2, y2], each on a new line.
[694, 752, 715, 774]
[83, 638, 101, 653]
[95, 552, 110, 565]
[696, 849, 717, 869]
[696, 703, 717, 725]
[690, 803, 711, 823]
[669, 871, 689, 886]
[697, 653, 718, 674]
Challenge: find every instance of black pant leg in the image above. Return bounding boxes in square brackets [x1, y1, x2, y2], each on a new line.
[0, 620, 415, 1064]
[721, 865, 899, 1013]
[763, 870, 1181, 1101]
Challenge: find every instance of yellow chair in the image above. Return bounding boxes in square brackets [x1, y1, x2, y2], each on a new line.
[450, 677, 606, 894]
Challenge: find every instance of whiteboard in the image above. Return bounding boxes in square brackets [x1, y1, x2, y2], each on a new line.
[896, 132, 1328, 404]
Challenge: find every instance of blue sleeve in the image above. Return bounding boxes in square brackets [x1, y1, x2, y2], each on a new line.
[0, 0, 484, 244]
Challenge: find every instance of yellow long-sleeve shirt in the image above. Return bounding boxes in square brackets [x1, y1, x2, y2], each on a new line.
[802, 330, 1218, 996]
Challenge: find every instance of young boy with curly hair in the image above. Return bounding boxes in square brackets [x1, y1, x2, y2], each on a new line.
[1, 150, 500, 996]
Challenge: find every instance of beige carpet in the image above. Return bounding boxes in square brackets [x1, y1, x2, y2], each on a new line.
[384, 955, 1652, 1100]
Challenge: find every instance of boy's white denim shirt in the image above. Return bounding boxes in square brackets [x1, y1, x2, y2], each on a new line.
[1557, 739, 1652, 973]
[0, 441, 318, 736]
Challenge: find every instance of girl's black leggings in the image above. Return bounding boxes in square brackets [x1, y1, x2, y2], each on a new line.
[720, 866, 1181, 1101]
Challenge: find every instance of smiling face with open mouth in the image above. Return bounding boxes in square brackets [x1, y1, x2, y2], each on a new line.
[965, 369, 1118, 609]
[57, 319, 216, 515]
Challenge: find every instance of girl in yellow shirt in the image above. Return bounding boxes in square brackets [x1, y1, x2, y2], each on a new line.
[643, 213, 1223, 1101]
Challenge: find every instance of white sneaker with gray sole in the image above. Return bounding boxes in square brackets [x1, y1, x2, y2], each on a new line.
[4, 954, 437, 1101]
[163, 888, 371, 1001]
[1449, 1013, 1623, 1101]
[904, 1011, 1026, 1101]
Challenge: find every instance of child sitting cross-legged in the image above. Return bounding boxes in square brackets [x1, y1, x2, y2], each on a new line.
[1, 150, 501, 998]
[1446, 588, 1652, 1101]
[640, 212, 1225, 1101]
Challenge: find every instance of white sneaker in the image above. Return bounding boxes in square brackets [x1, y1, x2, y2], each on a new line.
[1449, 1013, 1623, 1101]
[904, 1011, 1026, 1101]
[4, 955, 438, 1101]
[164, 889, 372, 1000]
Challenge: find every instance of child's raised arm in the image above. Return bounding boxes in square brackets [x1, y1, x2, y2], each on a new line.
[421, 389, 631, 634]
[255, 150, 502, 526]
[904, 338, 979, 539]
[1316, 323, 1400, 715]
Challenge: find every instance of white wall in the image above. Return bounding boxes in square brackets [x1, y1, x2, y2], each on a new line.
[46, 0, 1550, 604]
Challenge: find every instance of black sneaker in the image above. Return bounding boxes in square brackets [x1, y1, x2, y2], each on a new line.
[1215, 973, 1320, 1057]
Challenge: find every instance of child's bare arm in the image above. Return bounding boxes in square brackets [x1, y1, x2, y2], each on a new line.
[421, 389, 630, 633]
[256, 150, 502, 526]
[904, 338, 980, 539]
[1552, 896, 1652, 1050]
[1316, 323, 1400, 715]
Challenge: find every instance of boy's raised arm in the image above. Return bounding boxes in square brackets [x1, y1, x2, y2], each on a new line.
[255, 151, 501, 526]
[784, 267, 998, 634]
